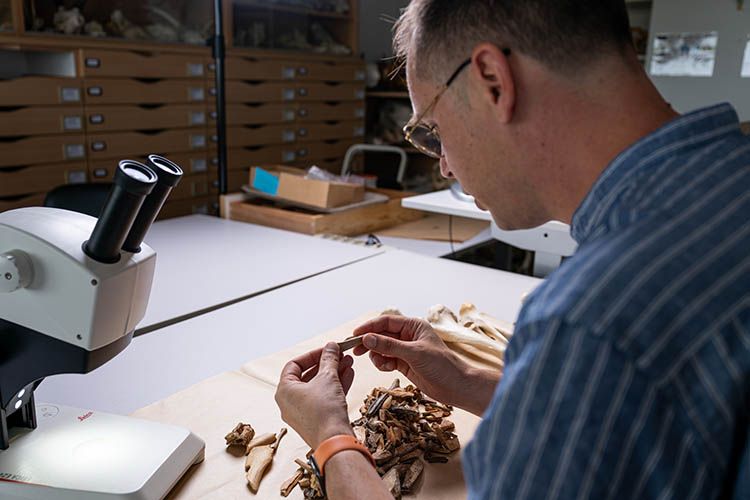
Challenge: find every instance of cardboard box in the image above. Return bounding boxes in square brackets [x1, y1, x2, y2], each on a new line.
[249, 165, 364, 209]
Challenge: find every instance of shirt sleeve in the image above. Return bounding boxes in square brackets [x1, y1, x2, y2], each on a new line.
[462, 318, 706, 500]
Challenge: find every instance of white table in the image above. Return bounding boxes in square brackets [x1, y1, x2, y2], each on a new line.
[36, 250, 540, 414]
[364, 227, 494, 258]
[137, 215, 384, 333]
[402, 189, 578, 277]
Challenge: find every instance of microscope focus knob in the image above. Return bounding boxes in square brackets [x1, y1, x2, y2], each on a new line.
[0, 250, 34, 293]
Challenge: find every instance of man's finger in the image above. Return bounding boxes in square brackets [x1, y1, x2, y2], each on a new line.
[353, 315, 411, 337]
[362, 333, 417, 362]
[301, 365, 320, 383]
[341, 367, 355, 394]
[280, 348, 323, 382]
[319, 342, 341, 374]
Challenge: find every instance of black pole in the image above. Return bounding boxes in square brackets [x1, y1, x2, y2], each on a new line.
[212, 0, 228, 197]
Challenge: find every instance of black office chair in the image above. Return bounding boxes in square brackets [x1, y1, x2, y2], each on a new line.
[43, 183, 113, 218]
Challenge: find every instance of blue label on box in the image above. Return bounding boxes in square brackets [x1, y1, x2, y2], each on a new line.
[252, 168, 280, 195]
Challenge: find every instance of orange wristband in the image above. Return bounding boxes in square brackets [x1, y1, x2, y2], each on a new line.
[312, 434, 375, 477]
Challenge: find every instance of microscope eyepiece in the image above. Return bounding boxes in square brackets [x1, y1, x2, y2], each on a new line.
[84, 160, 157, 264]
[121, 155, 184, 253]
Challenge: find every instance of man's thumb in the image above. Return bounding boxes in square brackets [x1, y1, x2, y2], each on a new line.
[363, 334, 415, 360]
[319, 342, 340, 372]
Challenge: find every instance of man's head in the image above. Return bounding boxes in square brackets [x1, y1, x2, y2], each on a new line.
[395, 0, 667, 229]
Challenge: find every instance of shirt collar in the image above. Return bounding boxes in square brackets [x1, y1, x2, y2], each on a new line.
[571, 103, 741, 244]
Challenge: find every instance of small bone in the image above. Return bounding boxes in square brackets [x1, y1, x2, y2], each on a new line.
[337, 336, 363, 352]
[280, 468, 304, 497]
[245, 432, 276, 455]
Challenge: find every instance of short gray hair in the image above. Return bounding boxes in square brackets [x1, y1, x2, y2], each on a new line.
[394, 0, 634, 81]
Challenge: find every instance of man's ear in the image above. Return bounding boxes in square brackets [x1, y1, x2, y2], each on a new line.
[470, 43, 516, 124]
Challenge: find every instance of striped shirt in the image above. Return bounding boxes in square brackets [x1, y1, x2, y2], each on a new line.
[463, 103, 750, 500]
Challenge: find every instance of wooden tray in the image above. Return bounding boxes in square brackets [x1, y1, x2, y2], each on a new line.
[222, 188, 425, 236]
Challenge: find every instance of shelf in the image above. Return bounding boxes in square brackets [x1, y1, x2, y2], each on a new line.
[367, 91, 409, 99]
[625, 0, 652, 6]
[233, 0, 351, 20]
[0, 33, 212, 54]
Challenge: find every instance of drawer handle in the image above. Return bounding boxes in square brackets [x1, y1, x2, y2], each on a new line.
[210, 110, 218, 120]
[208, 87, 217, 96]
[298, 88, 308, 97]
[298, 108, 309, 118]
[208, 62, 216, 72]
[297, 148, 308, 157]
[355, 70, 366, 81]
[355, 108, 365, 118]
[91, 141, 107, 152]
[297, 67, 308, 76]
[65, 144, 85, 159]
[85, 57, 101, 68]
[87, 86, 103, 97]
[89, 114, 104, 125]
[212, 157, 219, 165]
[63, 116, 83, 131]
[298, 128, 308, 137]
[355, 89, 365, 99]
[354, 126, 365, 136]
[60, 87, 81, 103]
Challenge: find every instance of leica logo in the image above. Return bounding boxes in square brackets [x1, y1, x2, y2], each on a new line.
[78, 411, 94, 422]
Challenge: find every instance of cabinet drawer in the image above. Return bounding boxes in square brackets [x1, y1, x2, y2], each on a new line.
[226, 124, 301, 148]
[226, 57, 299, 81]
[169, 175, 209, 201]
[80, 50, 208, 79]
[0, 107, 85, 136]
[159, 196, 216, 220]
[292, 157, 343, 171]
[224, 81, 296, 104]
[293, 140, 354, 162]
[227, 167, 250, 192]
[293, 62, 365, 82]
[0, 193, 47, 212]
[294, 83, 365, 102]
[85, 105, 208, 132]
[224, 102, 364, 125]
[0, 135, 86, 167]
[87, 129, 208, 160]
[89, 152, 214, 181]
[296, 121, 365, 142]
[226, 145, 297, 170]
[84, 79, 209, 105]
[0, 162, 87, 197]
[0, 77, 82, 106]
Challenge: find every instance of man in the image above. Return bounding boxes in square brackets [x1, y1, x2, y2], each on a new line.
[275, 1, 750, 498]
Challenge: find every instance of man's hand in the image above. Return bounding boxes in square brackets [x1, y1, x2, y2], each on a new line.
[275, 343, 355, 448]
[353, 315, 501, 416]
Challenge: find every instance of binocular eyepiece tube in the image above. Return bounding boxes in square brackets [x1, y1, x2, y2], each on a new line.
[122, 155, 183, 253]
[83, 156, 184, 264]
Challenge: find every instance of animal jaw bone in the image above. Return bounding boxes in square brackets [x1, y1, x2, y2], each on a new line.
[458, 303, 514, 344]
[427, 305, 507, 359]
[245, 427, 287, 492]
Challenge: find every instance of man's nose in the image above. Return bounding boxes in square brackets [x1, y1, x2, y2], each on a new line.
[440, 156, 454, 179]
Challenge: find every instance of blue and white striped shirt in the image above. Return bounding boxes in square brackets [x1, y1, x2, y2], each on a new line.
[464, 103, 750, 500]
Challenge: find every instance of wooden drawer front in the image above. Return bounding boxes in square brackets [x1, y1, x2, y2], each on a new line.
[225, 102, 364, 125]
[226, 57, 299, 81]
[0, 135, 86, 167]
[90, 153, 214, 181]
[84, 79, 208, 105]
[227, 58, 365, 82]
[80, 50, 208, 79]
[294, 83, 364, 102]
[169, 175, 209, 201]
[87, 129, 208, 160]
[227, 167, 250, 192]
[0, 193, 47, 212]
[298, 102, 365, 122]
[85, 105, 208, 132]
[226, 146, 296, 170]
[226, 124, 302, 148]
[296, 121, 365, 142]
[0, 162, 87, 197]
[293, 62, 365, 82]
[0, 77, 82, 106]
[159, 196, 216, 220]
[0, 107, 85, 136]
[224, 81, 295, 104]
[294, 140, 354, 162]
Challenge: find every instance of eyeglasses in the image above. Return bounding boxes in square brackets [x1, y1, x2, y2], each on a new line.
[403, 49, 511, 159]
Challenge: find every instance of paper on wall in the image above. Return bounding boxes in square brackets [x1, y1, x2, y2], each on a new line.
[742, 37, 750, 78]
[650, 32, 719, 77]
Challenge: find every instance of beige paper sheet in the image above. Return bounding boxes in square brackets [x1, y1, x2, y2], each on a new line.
[376, 215, 489, 243]
[133, 313, 499, 499]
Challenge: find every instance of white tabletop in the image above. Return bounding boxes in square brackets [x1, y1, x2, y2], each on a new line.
[137, 215, 384, 332]
[36, 250, 540, 415]
[402, 189, 493, 221]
